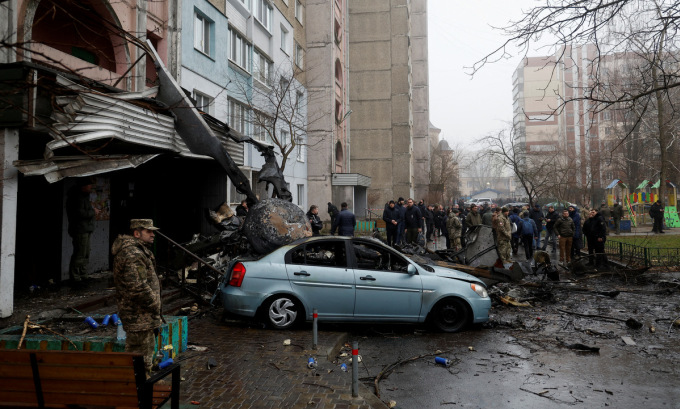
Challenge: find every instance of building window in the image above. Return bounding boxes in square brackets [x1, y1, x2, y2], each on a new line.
[280, 129, 290, 146]
[255, 0, 272, 31]
[194, 12, 211, 55]
[295, 0, 304, 24]
[295, 91, 304, 112]
[193, 90, 213, 115]
[229, 99, 248, 134]
[280, 25, 289, 54]
[297, 184, 305, 207]
[294, 41, 304, 69]
[334, 19, 342, 46]
[254, 49, 272, 85]
[603, 111, 611, 121]
[296, 136, 305, 162]
[335, 59, 342, 84]
[254, 113, 272, 143]
[229, 28, 251, 71]
[280, 77, 290, 93]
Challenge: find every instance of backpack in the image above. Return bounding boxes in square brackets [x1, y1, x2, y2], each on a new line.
[521, 218, 534, 236]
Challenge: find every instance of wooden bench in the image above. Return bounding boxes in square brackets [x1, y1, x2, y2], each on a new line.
[0, 349, 180, 409]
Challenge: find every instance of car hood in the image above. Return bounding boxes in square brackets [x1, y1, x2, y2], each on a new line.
[427, 264, 485, 286]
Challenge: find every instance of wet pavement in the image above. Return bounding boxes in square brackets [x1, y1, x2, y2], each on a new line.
[3, 225, 679, 408]
[178, 315, 386, 408]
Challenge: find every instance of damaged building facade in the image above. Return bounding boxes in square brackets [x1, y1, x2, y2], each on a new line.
[0, 0, 310, 318]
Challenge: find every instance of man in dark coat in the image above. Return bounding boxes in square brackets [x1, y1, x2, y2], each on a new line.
[306, 205, 323, 236]
[568, 205, 582, 260]
[650, 200, 665, 233]
[583, 208, 608, 268]
[66, 178, 99, 285]
[424, 204, 435, 242]
[528, 203, 544, 250]
[236, 200, 248, 218]
[542, 205, 559, 252]
[327, 202, 339, 227]
[331, 202, 356, 236]
[403, 198, 423, 244]
[611, 202, 624, 234]
[509, 207, 522, 255]
[382, 200, 402, 247]
[395, 197, 406, 245]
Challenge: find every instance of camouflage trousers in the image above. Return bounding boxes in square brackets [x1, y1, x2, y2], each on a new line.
[498, 239, 512, 263]
[69, 232, 91, 281]
[126, 330, 156, 374]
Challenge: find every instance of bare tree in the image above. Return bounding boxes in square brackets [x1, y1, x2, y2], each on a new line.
[481, 128, 567, 206]
[429, 141, 464, 205]
[474, 0, 680, 202]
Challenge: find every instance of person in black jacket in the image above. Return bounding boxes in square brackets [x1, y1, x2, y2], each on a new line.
[395, 197, 406, 245]
[331, 202, 356, 236]
[403, 198, 423, 244]
[306, 205, 323, 236]
[528, 203, 544, 250]
[541, 205, 559, 252]
[235, 200, 249, 218]
[424, 204, 435, 242]
[382, 200, 402, 247]
[327, 202, 339, 227]
[583, 208, 608, 267]
[650, 200, 665, 233]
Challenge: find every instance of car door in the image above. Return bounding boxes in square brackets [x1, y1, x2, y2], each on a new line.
[284, 240, 355, 319]
[351, 240, 423, 320]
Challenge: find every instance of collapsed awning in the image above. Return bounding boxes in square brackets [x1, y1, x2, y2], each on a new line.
[12, 73, 243, 181]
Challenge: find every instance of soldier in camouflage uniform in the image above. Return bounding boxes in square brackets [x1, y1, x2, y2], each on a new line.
[446, 209, 463, 250]
[112, 219, 161, 374]
[497, 207, 513, 264]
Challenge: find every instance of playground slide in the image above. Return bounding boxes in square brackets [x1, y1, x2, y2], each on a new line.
[665, 206, 680, 228]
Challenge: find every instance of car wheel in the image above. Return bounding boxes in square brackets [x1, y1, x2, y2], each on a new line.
[430, 297, 470, 333]
[264, 296, 301, 329]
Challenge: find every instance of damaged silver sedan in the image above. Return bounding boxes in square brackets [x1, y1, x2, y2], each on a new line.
[216, 237, 491, 332]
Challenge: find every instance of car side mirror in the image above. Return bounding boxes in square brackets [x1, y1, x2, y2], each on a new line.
[407, 264, 417, 275]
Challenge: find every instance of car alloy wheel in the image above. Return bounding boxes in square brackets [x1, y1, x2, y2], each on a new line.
[431, 297, 470, 333]
[267, 296, 300, 329]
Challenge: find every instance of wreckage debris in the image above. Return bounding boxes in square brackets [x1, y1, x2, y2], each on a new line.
[243, 198, 312, 254]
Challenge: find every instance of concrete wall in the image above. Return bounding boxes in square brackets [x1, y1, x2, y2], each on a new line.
[349, 0, 426, 208]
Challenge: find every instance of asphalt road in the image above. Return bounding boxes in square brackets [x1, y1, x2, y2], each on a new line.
[325, 266, 680, 409]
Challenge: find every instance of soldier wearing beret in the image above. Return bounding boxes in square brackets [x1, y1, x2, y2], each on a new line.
[112, 219, 162, 374]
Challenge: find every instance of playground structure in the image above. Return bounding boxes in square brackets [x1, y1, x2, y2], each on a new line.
[606, 179, 680, 228]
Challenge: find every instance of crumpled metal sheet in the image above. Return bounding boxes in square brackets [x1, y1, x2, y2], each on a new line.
[243, 198, 312, 254]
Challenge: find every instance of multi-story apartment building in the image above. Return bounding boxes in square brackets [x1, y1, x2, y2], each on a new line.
[347, 0, 431, 209]
[0, 0, 309, 317]
[513, 44, 607, 202]
[305, 0, 365, 218]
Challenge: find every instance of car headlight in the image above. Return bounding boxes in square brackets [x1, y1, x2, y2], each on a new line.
[471, 283, 488, 298]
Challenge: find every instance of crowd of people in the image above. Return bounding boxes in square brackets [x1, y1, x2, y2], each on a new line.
[307, 196, 670, 270]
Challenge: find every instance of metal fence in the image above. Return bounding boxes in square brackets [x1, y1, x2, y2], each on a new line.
[604, 239, 680, 267]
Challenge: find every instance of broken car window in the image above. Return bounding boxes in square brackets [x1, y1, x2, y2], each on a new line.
[288, 241, 347, 267]
[353, 242, 409, 272]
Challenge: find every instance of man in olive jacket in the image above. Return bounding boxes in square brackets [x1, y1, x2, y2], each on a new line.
[112, 219, 162, 374]
[611, 202, 624, 234]
[554, 210, 575, 264]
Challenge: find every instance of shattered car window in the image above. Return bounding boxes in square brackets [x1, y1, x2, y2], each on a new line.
[353, 243, 409, 272]
[288, 241, 347, 267]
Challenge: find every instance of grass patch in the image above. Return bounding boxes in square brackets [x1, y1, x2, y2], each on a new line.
[609, 234, 680, 248]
